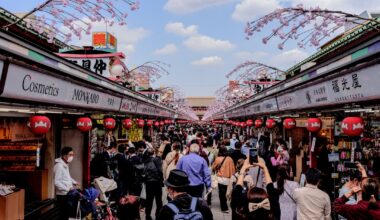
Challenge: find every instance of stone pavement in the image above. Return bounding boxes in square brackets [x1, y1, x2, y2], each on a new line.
[141, 187, 232, 220]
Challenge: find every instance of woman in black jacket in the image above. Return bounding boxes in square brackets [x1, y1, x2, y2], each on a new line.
[231, 157, 280, 220]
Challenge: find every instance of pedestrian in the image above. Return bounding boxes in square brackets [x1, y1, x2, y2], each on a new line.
[54, 146, 78, 220]
[257, 132, 270, 158]
[176, 143, 212, 198]
[230, 141, 247, 165]
[127, 147, 144, 196]
[158, 136, 171, 160]
[143, 147, 164, 220]
[229, 133, 238, 150]
[231, 157, 280, 220]
[275, 139, 290, 165]
[293, 168, 331, 220]
[98, 143, 118, 179]
[241, 138, 252, 156]
[212, 145, 235, 213]
[274, 166, 299, 220]
[157, 169, 213, 220]
[163, 141, 183, 180]
[334, 162, 380, 220]
[114, 144, 133, 200]
[226, 159, 254, 201]
[337, 169, 361, 220]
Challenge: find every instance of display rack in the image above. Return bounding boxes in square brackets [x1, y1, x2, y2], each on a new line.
[0, 142, 42, 172]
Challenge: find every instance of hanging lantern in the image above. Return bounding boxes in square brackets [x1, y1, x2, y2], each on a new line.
[283, 118, 296, 130]
[122, 119, 133, 130]
[76, 117, 92, 132]
[240, 122, 247, 128]
[165, 119, 172, 125]
[342, 117, 364, 137]
[159, 121, 165, 126]
[137, 119, 145, 128]
[146, 120, 153, 127]
[246, 119, 253, 127]
[154, 121, 160, 127]
[234, 121, 240, 127]
[306, 118, 322, 133]
[104, 118, 116, 130]
[255, 119, 263, 128]
[266, 119, 276, 129]
[28, 116, 51, 135]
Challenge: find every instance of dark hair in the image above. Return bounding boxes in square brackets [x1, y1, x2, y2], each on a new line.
[145, 147, 155, 156]
[172, 142, 181, 165]
[276, 166, 290, 195]
[143, 135, 152, 142]
[246, 187, 274, 220]
[235, 141, 242, 149]
[348, 169, 362, 181]
[218, 145, 228, 156]
[162, 136, 169, 141]
[128, 147, 136, 154]
[361, 178, 379, 210]
[275, 139, 287, 150]
[264, 131, 270, 137]
[118, 144, 127, 153]
[306, 168, 321, 185]
[61, 146, 73, 156]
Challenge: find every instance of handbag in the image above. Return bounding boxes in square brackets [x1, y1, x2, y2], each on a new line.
[140, 183, 146, 200]
[69, 200, 82, 220]
[212, 156, 227, 188]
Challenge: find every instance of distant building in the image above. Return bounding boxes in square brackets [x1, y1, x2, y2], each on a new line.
[187, 97, 215, 120]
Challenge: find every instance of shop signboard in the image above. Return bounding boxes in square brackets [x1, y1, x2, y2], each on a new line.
[119, 98, 138, 113]
[92, 32, 117, 52]
[136, 103, 160, 116]
[261, 98, 278, 112]
[1, 64, 121, 111]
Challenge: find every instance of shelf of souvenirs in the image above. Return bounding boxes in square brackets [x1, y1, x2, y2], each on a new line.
[0, 162, 37, 172]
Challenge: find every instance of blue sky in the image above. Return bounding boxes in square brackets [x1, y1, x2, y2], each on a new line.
[1, 0, 380, 97]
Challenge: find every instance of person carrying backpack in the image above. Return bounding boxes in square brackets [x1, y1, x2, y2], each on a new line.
[127, 147, 144, 196]
[157, 169, 213, 220]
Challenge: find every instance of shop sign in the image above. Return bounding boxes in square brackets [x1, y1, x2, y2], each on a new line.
[1, 64, 121, 111]
[68, 58, 110, 77]
[92, 32, 117, 52]
[119, 98, 138, 113]
[261, 98, 278, 112]
[136, 103, 159, 116]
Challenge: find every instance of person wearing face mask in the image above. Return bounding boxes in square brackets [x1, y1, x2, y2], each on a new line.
[230, 133, 238, 151]
[157, 169, 213, 220]
[54, 146, 78, 220]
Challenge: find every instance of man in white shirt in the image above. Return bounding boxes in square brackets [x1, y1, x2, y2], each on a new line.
[293, 168, 331, 220]
[54, 146, 78, 220]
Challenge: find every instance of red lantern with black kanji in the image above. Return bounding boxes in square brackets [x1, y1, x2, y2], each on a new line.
[255, 119, 263, 128]
[160, 121, 165, 126]
[246, 119, 253, 127]
[123, 119, 133, 130]
[76, 117, 92, 132]
[28, 116, 51, 135]
[283, 118, 296, 130]
[146, 120, 153, 127]
[342, 117, 364, 137]
[154, 121, 160, 127]
[137, 119, 145, 128]
[104, 118, 116, 130]
[240, 122, 247, 128]
[306, 118, 322, 133]
[266, 119, 276, 129]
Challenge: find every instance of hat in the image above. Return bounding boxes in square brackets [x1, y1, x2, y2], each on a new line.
[164, 169, 190, 188]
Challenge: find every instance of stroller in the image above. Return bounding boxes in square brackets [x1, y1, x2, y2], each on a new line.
[67, 187, 99, 220]
[93, 177, 118, 220]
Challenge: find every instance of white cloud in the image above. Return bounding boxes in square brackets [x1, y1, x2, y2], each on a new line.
[235, 51, 268, 61]
[192, 56, 224, 66]
[153, 44, 178, 55]
[165, 22, 198, 37]
[232, 0, 280, 22]
[271, 49, 309, 70]
[165, 0, 234, 14]
[184, 35, 235, 51]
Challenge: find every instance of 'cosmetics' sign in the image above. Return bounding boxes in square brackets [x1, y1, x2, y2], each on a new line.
[22, 74, 59, 97]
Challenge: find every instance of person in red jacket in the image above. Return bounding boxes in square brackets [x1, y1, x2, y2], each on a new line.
[334, 163, 380, 220]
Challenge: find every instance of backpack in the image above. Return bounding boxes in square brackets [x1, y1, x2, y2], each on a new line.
[129, 156, 144, 184]
[166, 197, 203, 220]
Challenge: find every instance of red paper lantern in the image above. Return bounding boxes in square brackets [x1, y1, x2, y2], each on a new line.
[306, 118, 322, 133]
[283, 118, 296, 130]
[146, 120, 153, 127]
[160, 121, 165, 126]
[240, 122, 247, 128]
[246, 119, 253, 127]
[28, 116, 51, 135]
[104, 118, 116, 130]
[165, 120, 172, 125]
[154, 121, 160, 127]
[234, 121, 240, 127]
[266, 119, 276, 129]
[123, 119, 133, 129]
[342, 117, 364, 137]
[255, 119, 263, 128]
[76, 117, 92, 132]
[137, 119, 145, 128]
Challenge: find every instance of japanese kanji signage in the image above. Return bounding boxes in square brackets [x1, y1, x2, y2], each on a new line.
[69, 58, 110, 77]
[92, 32, 117, 52]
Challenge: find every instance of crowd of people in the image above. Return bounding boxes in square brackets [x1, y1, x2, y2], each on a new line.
[54, 125, 380, 220]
